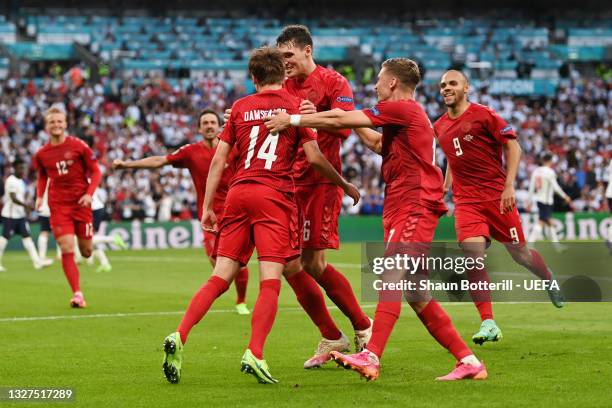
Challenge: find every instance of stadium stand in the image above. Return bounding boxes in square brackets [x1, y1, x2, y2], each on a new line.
[0, 11, 610, 220]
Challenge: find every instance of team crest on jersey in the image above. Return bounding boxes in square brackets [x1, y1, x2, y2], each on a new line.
[463, 134, 474, 142]
[461, 122, 472, 132]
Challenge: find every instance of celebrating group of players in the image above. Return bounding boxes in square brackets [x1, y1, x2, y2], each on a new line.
[15, 24, 566, 385]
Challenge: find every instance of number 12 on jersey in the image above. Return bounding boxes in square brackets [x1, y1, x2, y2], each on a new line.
[245, 125, 279, 170]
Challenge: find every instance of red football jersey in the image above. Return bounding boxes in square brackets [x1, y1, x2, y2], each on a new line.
[285, 65, 354, 186]
[362, 100, 447, 215]
[166, 141, 234, 220]
[434, 103, 517, 204]
[34, 136, 100, 207]
[220, 88, 317, 193]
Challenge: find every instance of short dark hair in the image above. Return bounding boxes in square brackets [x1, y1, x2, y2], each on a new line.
[248, 46, 285, 86]
[276, 24, 313, 48]
[197, 109, 222, 127]
[541, 152, 554, 163]
[382, 58, 421, 89]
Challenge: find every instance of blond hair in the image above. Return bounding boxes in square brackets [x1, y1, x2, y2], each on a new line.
[382, 58, 421, 89]
[44, 106, 67, 123]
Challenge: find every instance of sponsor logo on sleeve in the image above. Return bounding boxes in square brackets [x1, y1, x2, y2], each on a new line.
[336, 96, 354, 103]
[501, 125, 514, 134]
[369, 106, 380, 116]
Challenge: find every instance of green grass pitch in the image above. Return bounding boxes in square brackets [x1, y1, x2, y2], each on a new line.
[1, 244, 611, 407]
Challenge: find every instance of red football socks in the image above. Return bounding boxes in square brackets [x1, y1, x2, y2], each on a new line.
[248, 279, 281, 359]
[317, 264, 371, 331]
[61, 252, 81, 293]
[467, 266, 494, 321]
[286, 271, 342, 340]
[364, 300, 401, 358]
[527, 249, 552, 280]
[235, 266, 249, 304]
[417, 300, 472, 360]
[177, 275, 229, 344]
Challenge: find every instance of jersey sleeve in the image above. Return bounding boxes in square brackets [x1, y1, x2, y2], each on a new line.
[362, 101, 407, 127]
[485, 109, 516, 144]
[218, 105, 237, 146]
[6, 177, 17, 193]
[297, 127, 318, 146]
[329, 76, 355, 111]
[549, 172, 569, 200]
[82, 143, 102, 196]
[34, 153, 48, 199]
[166, 144, 191, 168]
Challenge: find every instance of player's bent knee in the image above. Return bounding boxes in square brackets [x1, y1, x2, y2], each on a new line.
[408, 301, 428, 314]
[80, 247, 93, 258]
[301, 252, 326, 278]
[283, 258, 301, 277]
[509, 248, 530, 267]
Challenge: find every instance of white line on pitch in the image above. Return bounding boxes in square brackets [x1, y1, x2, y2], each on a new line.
[0, 302, 555, 323]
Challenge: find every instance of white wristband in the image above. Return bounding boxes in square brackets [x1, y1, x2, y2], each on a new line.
[290, 114, 302, 126]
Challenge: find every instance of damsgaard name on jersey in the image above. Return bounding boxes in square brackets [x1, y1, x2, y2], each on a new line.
[243, 109, 287, 122]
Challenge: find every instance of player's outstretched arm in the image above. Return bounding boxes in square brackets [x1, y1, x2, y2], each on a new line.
[299, 100, 352, 139]
[501, 139, 522, 214]
[80, 159, 102, 208]
[551, 175, 572, 204]
[34, 156, 47, 210]
[264, 109, 373, 132]
[202, 140, 232, 232]
[112, 156, 169, 170]
[303, 140, 360, 205]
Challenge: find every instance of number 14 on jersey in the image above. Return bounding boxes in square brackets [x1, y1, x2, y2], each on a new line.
[245, 125, 279, 170]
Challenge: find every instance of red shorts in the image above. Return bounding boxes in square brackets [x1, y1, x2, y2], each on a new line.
[295, 183, 342, 250]
[50, 204, 93, 240]
[383, 206, 441, 246]
[216, 182, 300, 265]
[454, 200, 526, 245]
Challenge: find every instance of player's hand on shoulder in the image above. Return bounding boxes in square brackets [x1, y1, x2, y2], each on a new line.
[343, 182, 361, 206]
[223, 108, 232, 122]
[264, 109, 291, 133]
[201, 209, 218, 233]
[500, 185, 516, 214]
[78, 194, 93, 208]
[299, 99, 317, 114]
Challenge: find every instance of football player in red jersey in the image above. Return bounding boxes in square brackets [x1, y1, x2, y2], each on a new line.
[161, 47, 360, 384]
[34, 107, 102, 308]
[226, 25, 373, 368]
[266, 58, 487, 381]
[434, 70, 564, 344]
[278, 25, 373, 366]
[112, 109, 251, 315]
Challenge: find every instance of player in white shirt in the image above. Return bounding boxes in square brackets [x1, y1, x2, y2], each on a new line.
[37, 180, 54, 265]
[86, 186, 127, 273]
[605, 160, 612, 254]
[0, 160, 43, 271]
[527, 153, 572, 250]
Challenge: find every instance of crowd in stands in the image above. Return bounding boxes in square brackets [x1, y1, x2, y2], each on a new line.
[0, 69, 609, 222]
